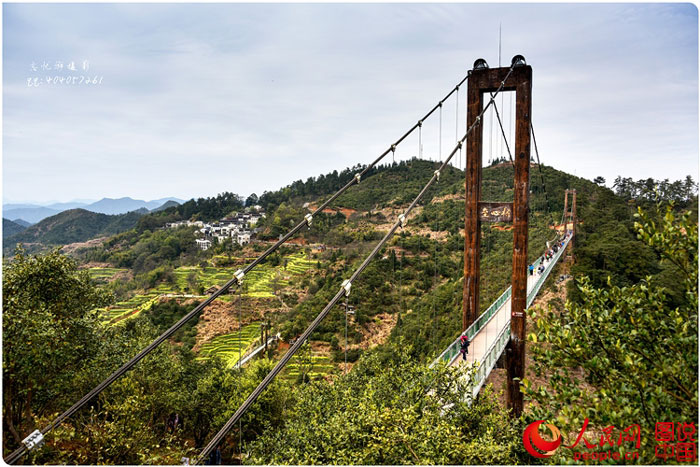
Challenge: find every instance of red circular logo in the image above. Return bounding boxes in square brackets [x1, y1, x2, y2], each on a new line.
[523, 420, 563, 458]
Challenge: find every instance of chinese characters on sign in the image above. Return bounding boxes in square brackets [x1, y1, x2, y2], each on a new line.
[655, 422, 697, 463]
[524, 418, 698, 463]
[26, 59, 103, 87]
[567, 418, 641, 461]
[478, 202, 513, 223]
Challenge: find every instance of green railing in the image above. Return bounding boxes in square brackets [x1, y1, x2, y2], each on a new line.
[468, 235, 571, 396]
[527, 235, 570, 308]
[432, 234, 572, 369]
[471, 322, 511, 399]
[431, 286, 512, 367]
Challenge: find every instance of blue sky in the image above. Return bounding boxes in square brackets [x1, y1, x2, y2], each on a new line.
[3, 3, 698, 204]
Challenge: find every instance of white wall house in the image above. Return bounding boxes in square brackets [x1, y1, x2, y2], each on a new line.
[196, 238, 212, 251]
[236, 232, 251, 246]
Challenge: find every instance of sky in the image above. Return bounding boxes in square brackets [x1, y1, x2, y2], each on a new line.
[2, 2, 698, 204]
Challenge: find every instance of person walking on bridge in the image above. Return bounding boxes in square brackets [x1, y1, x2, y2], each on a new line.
[460, 335, 470, 361]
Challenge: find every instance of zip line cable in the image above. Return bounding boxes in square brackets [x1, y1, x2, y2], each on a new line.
[195, 64, 516, 464]
[5, 70, 474, 466]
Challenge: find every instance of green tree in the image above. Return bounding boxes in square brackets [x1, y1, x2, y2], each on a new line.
[247, 348, 528, 465]
[525, 205, 698, 463]
[2, 248, 111, 450]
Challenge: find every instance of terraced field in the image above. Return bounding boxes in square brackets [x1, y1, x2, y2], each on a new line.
[282, 348, 336, 382]
[93, 252, 316, 322]
[197, 322, 262, 368]
[87, 267, 127, 282]
[98, 292, 161, 322]
[173, 252, 316, 298]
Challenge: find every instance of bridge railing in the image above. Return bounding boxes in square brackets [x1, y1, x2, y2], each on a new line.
[470, 317, 511, 399]
[431, 285, 512, 367]
[526, 234, 571, 308]
[465, 234, 572, 395]
[432, 232, 572, 369]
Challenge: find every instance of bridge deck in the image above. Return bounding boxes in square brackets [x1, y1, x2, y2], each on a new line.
[449, 260, 550, 368]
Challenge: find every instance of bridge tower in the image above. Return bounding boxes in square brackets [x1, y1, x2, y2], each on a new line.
[463, 55, 532, 416]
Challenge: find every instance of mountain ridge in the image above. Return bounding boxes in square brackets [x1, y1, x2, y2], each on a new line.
[4, 208, 147, 250]
[3, 218, 27, 238]
[3, 197, 185, 224]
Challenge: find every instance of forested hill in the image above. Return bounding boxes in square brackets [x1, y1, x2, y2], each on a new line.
[257, 159, 596, 214]
[250, 159, 598, 215]
[102, 159, 596, 259]
[4, 208, 146, 251]
[3, 218, 27, 238]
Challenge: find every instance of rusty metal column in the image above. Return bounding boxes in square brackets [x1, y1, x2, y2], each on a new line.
[463, 72, 483, 331]
[505, 64, 532, 417]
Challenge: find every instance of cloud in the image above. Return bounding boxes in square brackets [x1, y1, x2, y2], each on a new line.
[3, 3, 697, 203]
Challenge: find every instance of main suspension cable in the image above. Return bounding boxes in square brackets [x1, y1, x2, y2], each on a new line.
[5, 69, 474, 466]
[195, 64, 516, 464]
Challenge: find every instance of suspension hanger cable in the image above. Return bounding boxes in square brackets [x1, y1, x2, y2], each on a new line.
[455, 85, 460, 168]
[432, 201, 439, 355]
[489, 98, 494, 165]
[238, 287, 243, 369]
[530, 121, 559, 242]
[508, 91, 513, 146]
[418, 121, 423, 161]
[438, 103, 442, 162]
[399, 235, 403, 332]
[4, 69, 476, 466]
[489, 91, 514, 165]
[195, 64, 516, 464]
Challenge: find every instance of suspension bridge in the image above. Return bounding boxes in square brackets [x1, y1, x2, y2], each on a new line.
[434, 229, 572, 399]
[7, 54, 579, 465]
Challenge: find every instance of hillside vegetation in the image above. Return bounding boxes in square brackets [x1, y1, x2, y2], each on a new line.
[3, 159, 697, 464]
[3, 218, 27, 238]
[4, 209, 146, 252]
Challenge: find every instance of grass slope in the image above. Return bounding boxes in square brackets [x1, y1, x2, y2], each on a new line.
[282, 349, 335, 382]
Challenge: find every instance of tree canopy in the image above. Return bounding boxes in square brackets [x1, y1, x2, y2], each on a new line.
[526, 204, 698, 463]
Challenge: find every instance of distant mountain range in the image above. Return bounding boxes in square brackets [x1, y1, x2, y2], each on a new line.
[12, 219, 32, 228]
[4, 208, 147, 247]
[3, 197, 185, 224]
